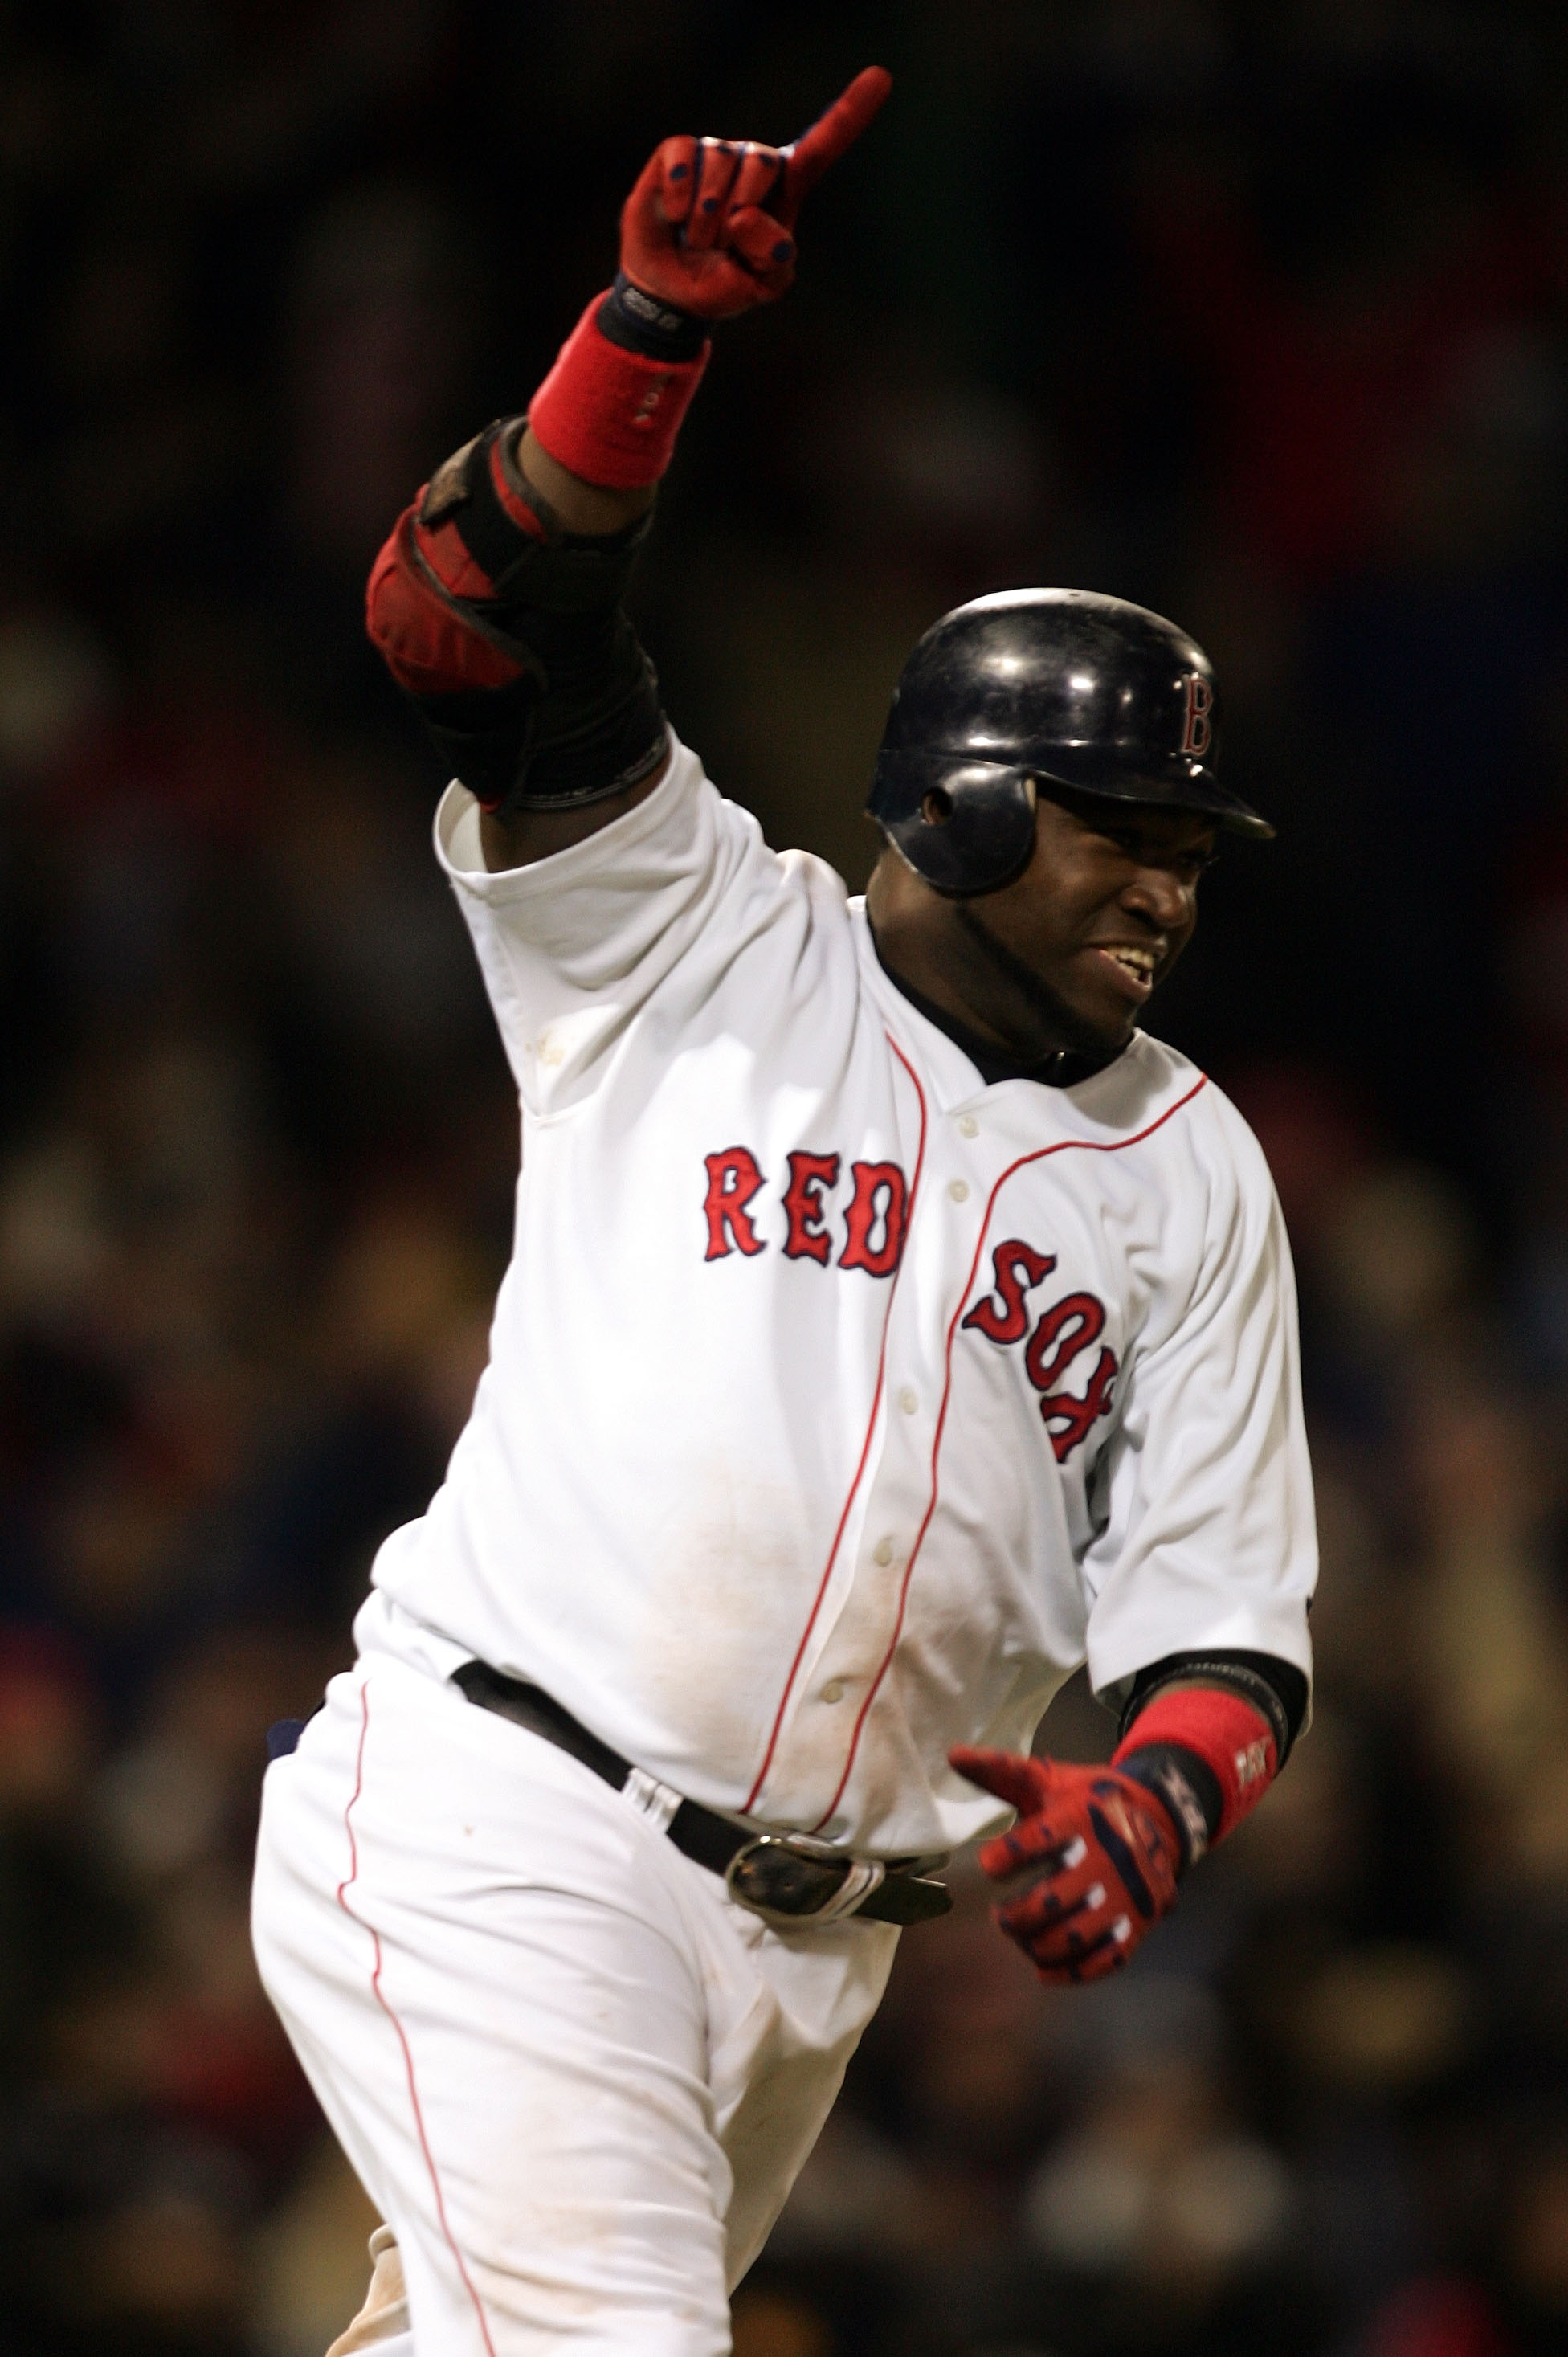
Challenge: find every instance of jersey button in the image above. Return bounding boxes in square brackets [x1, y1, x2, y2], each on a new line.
[897, 1387, 918, 1415]
[820, 1681, 846, 1705]
[948, 1178, 969, 1203]
[958, 1114, 978, 1138]
[873, 1536, 894, 1565]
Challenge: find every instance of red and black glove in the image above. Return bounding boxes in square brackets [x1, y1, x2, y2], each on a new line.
[950, 1680, 1283, 1983]
[948, 1749, 1183, 1984]
[615, 64, 893, 323]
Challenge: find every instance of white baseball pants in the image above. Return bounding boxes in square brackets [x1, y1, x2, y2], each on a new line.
[251, 1653, 898, 2355]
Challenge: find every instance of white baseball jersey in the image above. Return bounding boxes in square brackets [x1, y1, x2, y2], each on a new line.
[357, 731, 1315, 1861]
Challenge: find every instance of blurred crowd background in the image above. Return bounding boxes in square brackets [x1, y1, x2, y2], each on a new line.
[4, 2, 1568, 2352]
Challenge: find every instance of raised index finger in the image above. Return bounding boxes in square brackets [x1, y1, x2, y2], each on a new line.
[780, 65, 892, 209]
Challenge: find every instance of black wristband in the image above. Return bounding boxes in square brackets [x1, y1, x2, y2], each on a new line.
[596, 271, 708, 363]
[1116, 1743, 1221, 1876]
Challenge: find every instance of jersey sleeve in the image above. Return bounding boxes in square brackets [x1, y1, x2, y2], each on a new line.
[1080, 1085, 1317, 1706]
[434, 732, 762, 1113]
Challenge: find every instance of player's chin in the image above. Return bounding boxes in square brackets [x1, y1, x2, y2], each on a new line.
[1056, 980, 1142, 1057]
[1064, 958, 1166, 1050]
[996, 947, 1137, 1064]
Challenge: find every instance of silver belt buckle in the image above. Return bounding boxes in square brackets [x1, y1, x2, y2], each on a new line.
[725, 1835, 887, 1928]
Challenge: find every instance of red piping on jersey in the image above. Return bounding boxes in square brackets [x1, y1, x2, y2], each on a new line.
[743, 1035, 929, 1816]
[337, 1681, 499, 2357]
[808, 1072, 1210, 1836]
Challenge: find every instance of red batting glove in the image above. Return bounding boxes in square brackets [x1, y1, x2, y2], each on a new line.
[949, 1746, 1182, 1985]
[619, 65, 892, 321]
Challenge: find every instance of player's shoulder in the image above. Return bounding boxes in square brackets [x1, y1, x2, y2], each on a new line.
[656, 735, 856, 923]
[1084, 1036, 1279, 1210]
[1068, 1031, 1204, 1140]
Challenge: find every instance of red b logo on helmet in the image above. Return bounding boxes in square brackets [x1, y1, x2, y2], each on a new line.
[1180, 673, 1213, 758]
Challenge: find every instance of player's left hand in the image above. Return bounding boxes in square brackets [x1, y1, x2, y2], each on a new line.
[619, 65, 892, 321]
[949, 1746, 1182, 1983]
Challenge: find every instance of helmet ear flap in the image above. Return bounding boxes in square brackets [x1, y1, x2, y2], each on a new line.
[869, 755, 1039, 897]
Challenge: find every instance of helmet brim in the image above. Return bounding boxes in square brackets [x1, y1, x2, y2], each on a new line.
[1029, 754, 1276, 842]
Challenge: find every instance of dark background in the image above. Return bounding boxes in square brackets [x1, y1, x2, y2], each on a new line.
[4, 4, 1568, 2353]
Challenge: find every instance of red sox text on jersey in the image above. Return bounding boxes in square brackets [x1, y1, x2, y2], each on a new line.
[703, 1148, 1116, 1465]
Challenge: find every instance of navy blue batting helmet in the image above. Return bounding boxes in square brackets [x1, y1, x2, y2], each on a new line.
[867, 588, 1273, 896]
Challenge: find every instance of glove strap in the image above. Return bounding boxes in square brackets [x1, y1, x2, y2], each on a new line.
[597, 271, 708, 362]
[1113, 1746, 1218, 1874]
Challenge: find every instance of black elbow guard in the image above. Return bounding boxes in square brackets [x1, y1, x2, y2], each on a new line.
[412, 606, 667, 814]
[409, 419, 668, 814]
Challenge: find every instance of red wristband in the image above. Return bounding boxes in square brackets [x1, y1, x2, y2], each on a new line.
[528, 293, 711, 489]
[1113, 1685, 1277, 1842]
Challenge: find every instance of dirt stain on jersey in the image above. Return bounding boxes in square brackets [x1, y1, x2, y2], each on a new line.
[639, 1453, 822, 1791]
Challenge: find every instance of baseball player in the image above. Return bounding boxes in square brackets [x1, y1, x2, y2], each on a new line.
[251, 68, 1315, 2357]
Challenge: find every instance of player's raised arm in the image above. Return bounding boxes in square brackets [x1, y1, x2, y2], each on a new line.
[363, 68, 891, 872]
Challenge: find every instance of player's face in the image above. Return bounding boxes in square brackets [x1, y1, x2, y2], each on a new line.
[966, 787, 1216, 1056]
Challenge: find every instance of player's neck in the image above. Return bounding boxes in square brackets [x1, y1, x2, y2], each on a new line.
[865, 911, 1117, 1089]
[864, 864, 1118, 1072]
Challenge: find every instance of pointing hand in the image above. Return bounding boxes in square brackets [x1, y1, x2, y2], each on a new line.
[618, 67, 892, 322]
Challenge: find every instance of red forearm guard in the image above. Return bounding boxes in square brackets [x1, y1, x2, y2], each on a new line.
[1113, 1684, 1278, 1843]
[528, 294, 710, 490]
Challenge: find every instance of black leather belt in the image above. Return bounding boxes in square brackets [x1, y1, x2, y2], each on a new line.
[452, 1660, 951, 1927]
